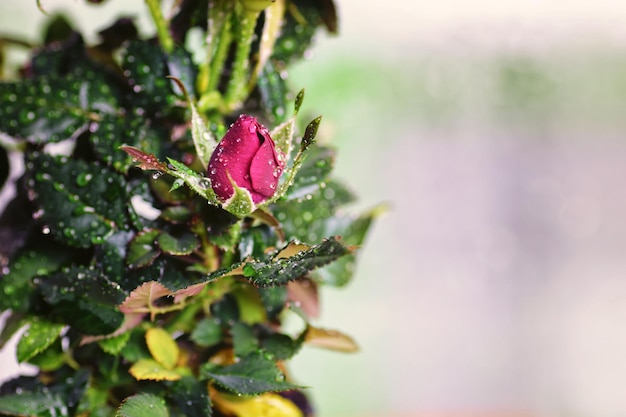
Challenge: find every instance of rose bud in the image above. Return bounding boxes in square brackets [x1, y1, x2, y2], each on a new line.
[208, 114, 285, 204]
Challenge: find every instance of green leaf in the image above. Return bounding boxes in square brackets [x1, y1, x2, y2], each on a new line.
[0, 239, 73, 312]
[37, 265, 126, 335]
[314, 209, 380, 286]
[166, 158, 218, 202]
[28, 153, 130, 248]
[261, 332, 304, 361]
[95, 230, 134, 288]
[16, 319, 64, 363]
[169, 377, 212, 417]
[27, 339, 65, 371]
[99, 331, 131, 355]
[91, 113, 156, 174]
[256, 60, 289, 124]
[258, 286, 288, 320]
[122, 41, 176, 113]
[272, 0, 332, 65]
[157, 231, 200, 256]
[243, 238, 352, 287]
[0, 392, 68, 417]
[166, 48, 197, 99]
[273, 179, 357, 243]
[190, 317, 223, 347]
[201, 351, 301, 395]
[284, 145, 335, 200]
[0, 64, 117, 144]
[127, 230, 161, 268]
[0, 312, 27, 350]
[231, 322, 259, 357]
[160, 206, 192, 224]
[117, 393, 169, 417]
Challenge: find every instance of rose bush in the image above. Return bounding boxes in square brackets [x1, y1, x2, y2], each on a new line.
[208, 114, 285, 204]
[0, 1, 378, 416]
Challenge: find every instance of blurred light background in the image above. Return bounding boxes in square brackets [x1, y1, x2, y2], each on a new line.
[2, 1, 626, 416]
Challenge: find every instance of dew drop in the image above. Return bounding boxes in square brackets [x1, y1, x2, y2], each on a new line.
[75, 173, 93, 187]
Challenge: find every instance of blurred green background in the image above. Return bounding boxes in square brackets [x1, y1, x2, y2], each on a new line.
[3, 1, 626, 416]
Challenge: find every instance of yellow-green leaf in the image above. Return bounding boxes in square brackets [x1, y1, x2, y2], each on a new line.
[16, 319, 64, 363]
[129, 358, 181, 381]
[214, 392, 302, 417]
[146, 327, 179, 370]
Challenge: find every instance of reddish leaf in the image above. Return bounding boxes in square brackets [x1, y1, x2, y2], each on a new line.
[119, 281, 172, 320]
[120, 145, 168, 171]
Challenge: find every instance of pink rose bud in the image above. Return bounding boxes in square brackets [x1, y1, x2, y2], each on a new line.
[208, 114, 285, 204]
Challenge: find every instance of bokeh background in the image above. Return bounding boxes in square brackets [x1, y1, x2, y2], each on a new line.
[2, 1, 626, 416]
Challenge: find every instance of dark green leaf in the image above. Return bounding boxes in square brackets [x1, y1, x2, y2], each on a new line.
[190, 317, 223, 347]
[43, 14, 74, 45]
[261, 332, 304, 361]
[95, 230, 134, 284]
[210, 294, 240, 326]
[90, 113, 151, 174]
[157, 231, 199, 255]
[37, 265, 125, 335]
[117, 393, 168, 417]
[238, 225, 278, 259]
[160, 206, 192, 224]
[258, 286, 288, 320]
[0, 77, 90, 144]
[284, 145, 335, 200]
[127, 230, 161, 268]
[166, 48, 197, 98]
[0, 239, 73, 312]
[0, 312, 26, 350]
[122, 41, 175, 114]
[201, 351, 300, 395]
[315, 210, 377, 286]
[16, 319, 64, 363]
[255, 60, 288, 124]
[272, 0, 332, 65]
[28, 153, 130, 248]
[273, 179, 356, 243]
[243, 237, 351, 287]
[169, 377, 212, 417]
[0, 40, 118, 143]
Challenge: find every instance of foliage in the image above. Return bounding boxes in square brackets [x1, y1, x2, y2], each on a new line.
[0, 1, 377, 416]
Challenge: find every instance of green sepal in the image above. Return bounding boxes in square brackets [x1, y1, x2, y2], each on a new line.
[221, 179, 257, 217]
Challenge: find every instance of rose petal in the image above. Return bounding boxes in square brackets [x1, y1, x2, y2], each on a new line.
[250, 136, 282, 200]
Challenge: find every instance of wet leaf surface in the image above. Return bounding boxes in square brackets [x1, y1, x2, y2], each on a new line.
[201, 351, 301, 395]
[28, 153, 130, 248]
